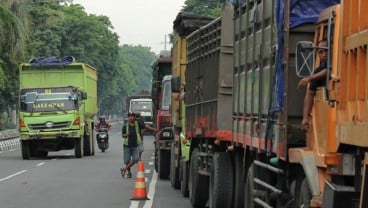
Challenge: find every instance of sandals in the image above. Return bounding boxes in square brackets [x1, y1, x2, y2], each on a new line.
[120, 168, 126, 178]
[126, 172, 132, 178]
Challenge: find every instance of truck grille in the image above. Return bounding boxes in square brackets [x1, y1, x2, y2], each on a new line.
[28, 121, 71, 130]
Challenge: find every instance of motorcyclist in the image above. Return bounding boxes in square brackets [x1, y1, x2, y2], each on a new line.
[96, 115, 111, 140]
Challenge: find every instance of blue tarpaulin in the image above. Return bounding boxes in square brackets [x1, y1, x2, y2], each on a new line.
[30, 56, 75, 67]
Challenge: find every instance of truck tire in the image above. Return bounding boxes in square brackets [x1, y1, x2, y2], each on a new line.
[244, 164, 254, 208]
[21, 140, 31, 160]
[91, 134, 95, 156]
[233, 151, 245, 208]
[180, 160, 189, 197]
[158, 149, 170, 179]
[74, 137, 84, 158]
[83, 133, 91, 156]
[208, 152, 233, 208]
[37, 150, 48, 158]
[154, 142, 158, 172]
[295, 178, 312, 208]
[170, 142, 181, 189]
[189, 148, 208, 207]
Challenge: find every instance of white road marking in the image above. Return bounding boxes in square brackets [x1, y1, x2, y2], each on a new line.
[144, 169, 151, 174]
[148, 161, 154, 166]
[9, 149, 16, 152]
[143, 170, 158, 208]
[65, 153, 72, 156]
[129, 201, 139, 208]
[36, 162, 45, 167]
[150, 156, 154, 159]
[0, 170, 27, 182]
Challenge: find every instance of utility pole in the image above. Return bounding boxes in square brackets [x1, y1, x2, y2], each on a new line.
[161, 35, 169, 50]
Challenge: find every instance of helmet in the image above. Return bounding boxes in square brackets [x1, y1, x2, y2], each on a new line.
[99, 115, 106, 121]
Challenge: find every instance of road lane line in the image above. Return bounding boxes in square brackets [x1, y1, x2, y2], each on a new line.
[143, 170, 158, 208]
[129, 201, 139, 208]
[36, 162, 45, 167]
[144, 169, 151, 174]
[9, 149, 16, 152]
[148, 161, 154, 166]
[0, 170, 27, 182]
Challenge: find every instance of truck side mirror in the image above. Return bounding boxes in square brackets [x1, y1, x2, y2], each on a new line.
[171, 76, 180, 93]
[81, 92, 88, 100]
[295, 41, 315, 77]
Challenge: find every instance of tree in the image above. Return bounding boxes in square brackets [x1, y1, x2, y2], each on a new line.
[0, 1, 25, 127]
[119, 44, 156, 95]
[182, 0, 222, 18]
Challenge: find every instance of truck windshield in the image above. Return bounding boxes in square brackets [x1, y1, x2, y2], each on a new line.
[20, 90, 78, 112]
[161, 81, 171, 110]
[131, 101, 152, 112]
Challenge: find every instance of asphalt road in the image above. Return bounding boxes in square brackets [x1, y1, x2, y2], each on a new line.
[0, 122, 192, 208]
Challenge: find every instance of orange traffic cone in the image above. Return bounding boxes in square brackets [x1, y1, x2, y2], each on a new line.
[131, 161, 149, 200]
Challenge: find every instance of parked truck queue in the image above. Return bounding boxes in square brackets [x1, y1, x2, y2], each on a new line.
[151, 0, 368, 208]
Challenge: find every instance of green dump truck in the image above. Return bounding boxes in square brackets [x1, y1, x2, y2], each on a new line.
[18, 57, 98, 159]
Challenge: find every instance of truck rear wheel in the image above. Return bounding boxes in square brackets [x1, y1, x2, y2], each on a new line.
[21, 140, 31, 160]
[244, 164, 254, 208]
[189, 148, 208, 207]
[37, 150, 48, 158]
[180, 160, 189, 197]
[74, 137, 84, 158]
[208, 152, 234, 208]
[233, 151, 245, 208]
[295, 178, 312, 208]
[158, 149, 170, 179]
[170, 142, 181, 189]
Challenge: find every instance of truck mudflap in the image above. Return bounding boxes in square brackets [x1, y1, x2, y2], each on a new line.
[322, 181, 360, 208]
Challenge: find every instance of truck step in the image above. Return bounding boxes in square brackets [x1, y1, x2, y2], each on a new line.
[254, 160, 283, 174]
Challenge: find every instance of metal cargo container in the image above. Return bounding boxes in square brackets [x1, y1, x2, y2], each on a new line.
[232, 0, 316, 157]
[185, 5, 234, 141]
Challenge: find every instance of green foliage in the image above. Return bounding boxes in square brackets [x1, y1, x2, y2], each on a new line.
[0, 2, 24, 119]
[182, 0, 223, 18]
[168, 0, 222, 44]
[119, 45, 156, 95]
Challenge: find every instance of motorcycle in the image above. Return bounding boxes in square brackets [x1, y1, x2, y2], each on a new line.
[96, 127, 109, 152]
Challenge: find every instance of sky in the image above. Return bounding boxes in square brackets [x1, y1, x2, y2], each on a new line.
[71, 0, 186, 54]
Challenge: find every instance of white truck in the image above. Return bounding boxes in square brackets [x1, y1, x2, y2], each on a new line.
[125, 92, 153, 126]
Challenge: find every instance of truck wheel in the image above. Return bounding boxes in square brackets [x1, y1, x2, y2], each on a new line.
[208, 152, 233, 208]
[295, 178, 312, 208]
[83, 133, 91, 156]
[233, 151, 245, 208]
[170, 142, 181, 189]
[244, 164, 254, 208]
[154, 142, 158, 172]
[37, 150, 48, 158]
[91, 134, 95, 156]
[21, 140, 31, 160]
[158, 149, 170, 179]
[180, 160, 189, 197]
[74, 137, 84, 158]
[189, 148, 208, 207]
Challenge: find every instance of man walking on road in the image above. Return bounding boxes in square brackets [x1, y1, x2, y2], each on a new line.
[121, 112, 145, 178]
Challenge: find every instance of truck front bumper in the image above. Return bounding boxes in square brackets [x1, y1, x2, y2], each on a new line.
[20, 129, 81, 140]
